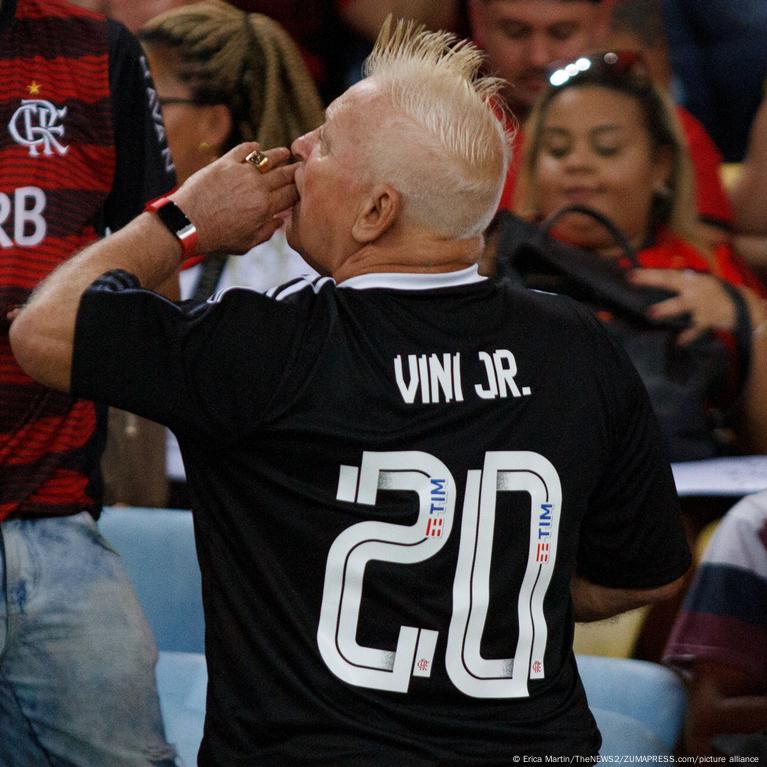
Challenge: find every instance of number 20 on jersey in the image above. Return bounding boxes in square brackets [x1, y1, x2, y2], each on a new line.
[317, 451, 562, 699]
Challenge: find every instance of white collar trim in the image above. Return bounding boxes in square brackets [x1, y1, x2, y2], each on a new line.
[337, 265, 486, 291]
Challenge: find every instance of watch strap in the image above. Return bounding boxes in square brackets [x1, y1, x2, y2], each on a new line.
[144, 195, 199, 258]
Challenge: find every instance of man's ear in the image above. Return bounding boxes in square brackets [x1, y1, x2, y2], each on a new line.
[351, 184, 401, 243]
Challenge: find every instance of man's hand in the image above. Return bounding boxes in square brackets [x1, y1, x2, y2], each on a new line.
[172, 143, 298, 256]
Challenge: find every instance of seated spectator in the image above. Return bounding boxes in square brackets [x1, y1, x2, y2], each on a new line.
[468, 0, 610, 210]
[468, 0, 733, 240]
[511, 51, 767, 457]
[139, 1, 323, 189]
[663, 490, 767, 757]
[138, 0, 324, 298]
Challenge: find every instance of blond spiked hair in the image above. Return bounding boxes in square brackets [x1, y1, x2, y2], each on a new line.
[139, 0, 324, 152]
[361, 18, 511, 239]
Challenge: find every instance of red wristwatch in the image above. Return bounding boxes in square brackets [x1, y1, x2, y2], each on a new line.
[144, 195, 199, 259]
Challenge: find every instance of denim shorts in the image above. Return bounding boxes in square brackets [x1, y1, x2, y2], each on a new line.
[0, 512, 178, 766]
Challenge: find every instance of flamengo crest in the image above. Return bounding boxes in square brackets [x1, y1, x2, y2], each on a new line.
[9, 99, 69, 157]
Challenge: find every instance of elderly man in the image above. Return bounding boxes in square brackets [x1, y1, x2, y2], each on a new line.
[11, 19, 690, 765]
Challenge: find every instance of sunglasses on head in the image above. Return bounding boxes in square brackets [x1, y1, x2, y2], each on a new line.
[546, 51, 649, 90]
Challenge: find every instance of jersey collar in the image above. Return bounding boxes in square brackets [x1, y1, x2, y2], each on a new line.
[337, 265, 486, 291]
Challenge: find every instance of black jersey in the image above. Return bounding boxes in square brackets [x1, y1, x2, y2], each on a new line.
[71, 266, 690, 766]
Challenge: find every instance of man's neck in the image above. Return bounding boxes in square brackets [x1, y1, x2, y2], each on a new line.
[332, 232, 483, 284]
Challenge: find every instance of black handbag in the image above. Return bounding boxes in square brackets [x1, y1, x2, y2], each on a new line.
[492, 205, 752, 462]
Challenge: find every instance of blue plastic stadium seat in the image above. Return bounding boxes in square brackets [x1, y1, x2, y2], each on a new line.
[99, 506, 204, 654]
[99, 507, 206, 766]
[577, 654, 687, 755]
[155, 652, 207, 766]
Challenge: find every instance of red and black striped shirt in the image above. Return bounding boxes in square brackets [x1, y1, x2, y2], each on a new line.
[0, 0, 174, 519]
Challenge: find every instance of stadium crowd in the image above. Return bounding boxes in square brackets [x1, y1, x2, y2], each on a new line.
[2, 0, 766, 764]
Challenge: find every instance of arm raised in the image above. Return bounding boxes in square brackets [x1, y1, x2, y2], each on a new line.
[9, 144, 296, 393]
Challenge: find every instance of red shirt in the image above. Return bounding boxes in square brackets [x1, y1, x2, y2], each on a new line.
[639, 229, 763, 295]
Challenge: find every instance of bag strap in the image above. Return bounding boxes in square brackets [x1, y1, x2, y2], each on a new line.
[493, 208, 674, 324]
[494, 206, 753, 403]
[718, 279, 753, 389]
[540, 204, 639, 267]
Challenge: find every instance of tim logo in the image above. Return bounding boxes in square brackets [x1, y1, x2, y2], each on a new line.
[9, 100, 69, 157]
[425, 478, 448, 538]
[535, 542, 550, 563]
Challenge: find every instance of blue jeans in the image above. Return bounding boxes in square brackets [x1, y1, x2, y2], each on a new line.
[0, 512, 177, 766]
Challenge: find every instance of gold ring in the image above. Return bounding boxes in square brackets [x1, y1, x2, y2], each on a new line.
[244, 149, 269, 173]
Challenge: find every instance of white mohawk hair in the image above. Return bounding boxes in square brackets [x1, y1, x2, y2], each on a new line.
[359, 15, 512, 238]
[364, 15, 505, 105]
[363, 15, 510, 166]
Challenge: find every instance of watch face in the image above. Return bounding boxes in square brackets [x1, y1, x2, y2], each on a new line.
[152, 199, 198, 255]
[157, 200, 192, 234]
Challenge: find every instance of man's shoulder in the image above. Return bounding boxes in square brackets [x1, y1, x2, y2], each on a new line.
[261, 274, 336, 303]
[201, 274, 335, 324]
[220, 271, 611, 347]
[497, 278, 606, 332]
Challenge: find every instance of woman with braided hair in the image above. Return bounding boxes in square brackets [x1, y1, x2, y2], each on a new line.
[138, 0, 323, 298]
[101, 2, 324, 509]
[140, 0, 323, 179]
